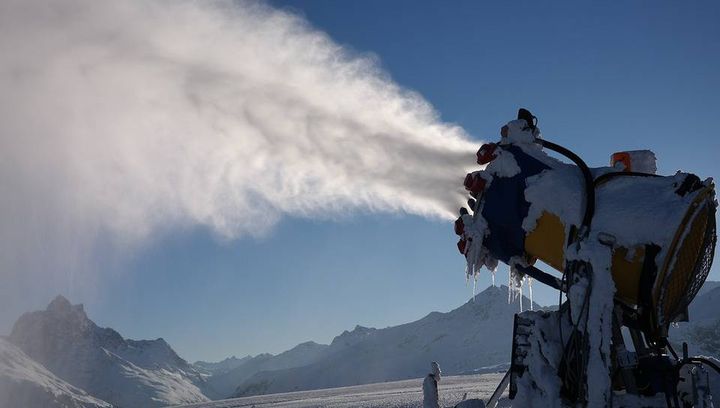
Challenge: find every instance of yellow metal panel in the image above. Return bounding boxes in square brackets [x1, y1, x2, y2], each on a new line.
[610, 246, 645, 306]
[524, 212, 566, 272]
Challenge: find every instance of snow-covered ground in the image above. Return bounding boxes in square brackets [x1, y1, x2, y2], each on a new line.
[174, 373, 507, 408]
[174, 373, 504, 408]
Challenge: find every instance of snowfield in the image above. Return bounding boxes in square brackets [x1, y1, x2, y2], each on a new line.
[174, 373, 508, 408]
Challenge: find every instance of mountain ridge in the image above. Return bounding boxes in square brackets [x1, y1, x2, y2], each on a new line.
[204, 339, 330, 398]
[232, 284, 537, 397]
[4, 281, 718, 405]
[7, 295, 210, 407]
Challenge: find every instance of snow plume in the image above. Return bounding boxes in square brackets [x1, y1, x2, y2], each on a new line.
[0, 0, 477, 309]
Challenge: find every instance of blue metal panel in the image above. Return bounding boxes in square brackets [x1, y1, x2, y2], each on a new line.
[481, 145, 549, 263]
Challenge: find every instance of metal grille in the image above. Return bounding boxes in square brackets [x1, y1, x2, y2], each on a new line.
[678, 203, 716, 313]
[659, 199, 716, 326]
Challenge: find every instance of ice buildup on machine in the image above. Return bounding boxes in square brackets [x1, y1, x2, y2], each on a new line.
[455, 109, 717, 407]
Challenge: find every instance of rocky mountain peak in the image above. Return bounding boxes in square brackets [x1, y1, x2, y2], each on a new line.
[45, 295, 88, 320]
[330, 325, 377, 349]
[7, 295, 208, 407]
[47, 295, 72, 311]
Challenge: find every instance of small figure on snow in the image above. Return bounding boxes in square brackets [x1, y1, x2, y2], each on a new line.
[423, 361, 442, 408]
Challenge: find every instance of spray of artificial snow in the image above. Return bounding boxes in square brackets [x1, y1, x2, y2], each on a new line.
[0, 0, 478, 300]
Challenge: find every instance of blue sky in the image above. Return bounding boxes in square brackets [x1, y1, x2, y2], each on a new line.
[15, 1, 720, 363]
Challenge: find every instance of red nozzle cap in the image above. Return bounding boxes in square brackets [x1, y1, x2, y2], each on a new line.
[457, 238, 467, 254]
[477, 143, 498, 165]
[463, 173, 474, 190]
[464, 173, 487, 195]
[454, 217, 464, 236]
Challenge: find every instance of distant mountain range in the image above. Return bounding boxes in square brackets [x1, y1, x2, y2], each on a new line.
[194, 356, 252, 377]
[203, 340, 330, 398]
[670, 281, 720, 357]
[229, 284, 536, 397]
[1, 282, 719, 406]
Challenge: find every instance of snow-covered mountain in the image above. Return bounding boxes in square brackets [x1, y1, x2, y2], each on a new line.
[6, 281, 715, 405]
[233, 285, 537, 397]
[206, 341, 329, 398]
[7, 296, 210, 408]
[0, 337, 112, 408]
[194, 356, 252, 377]
[670, 283, 720, 357]
[225, 282, 720, 399]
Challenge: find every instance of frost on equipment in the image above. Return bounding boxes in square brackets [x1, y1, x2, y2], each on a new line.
[455, 109, 717, 407]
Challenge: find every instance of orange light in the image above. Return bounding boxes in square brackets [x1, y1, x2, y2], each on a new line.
[611, 152, 632, 172]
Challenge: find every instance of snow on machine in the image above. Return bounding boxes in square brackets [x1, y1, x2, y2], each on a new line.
[455, 109, 717, 407]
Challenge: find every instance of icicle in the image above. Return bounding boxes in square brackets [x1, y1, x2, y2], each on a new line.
[472, 275, 477, 301]
[507, 261, 530, 312]
[528, 277, 534, 311]
[466, 268, 475, 302]
[508, 266, 515, 304]
[519, 282, 524, 313]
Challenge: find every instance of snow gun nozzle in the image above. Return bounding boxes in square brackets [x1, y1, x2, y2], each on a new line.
[477, 143, 498, 165]
[457, 238, 469, 255]
[455, 208, 468, 236]
[454, 217, 464, 236]
[463, 173, 487, 197]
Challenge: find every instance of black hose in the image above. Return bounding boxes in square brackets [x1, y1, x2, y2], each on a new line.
[538, 139, 595, 235]
[593, 171, 661, 188]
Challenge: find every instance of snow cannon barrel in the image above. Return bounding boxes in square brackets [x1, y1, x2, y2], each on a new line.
[458, 116, 717, 339]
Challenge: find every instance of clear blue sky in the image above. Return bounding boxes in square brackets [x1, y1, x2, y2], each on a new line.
[50, 1, 720, 362]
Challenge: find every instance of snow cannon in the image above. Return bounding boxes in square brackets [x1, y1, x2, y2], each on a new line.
[455, 109, 718, 406]
[455, 115, 716, 341]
